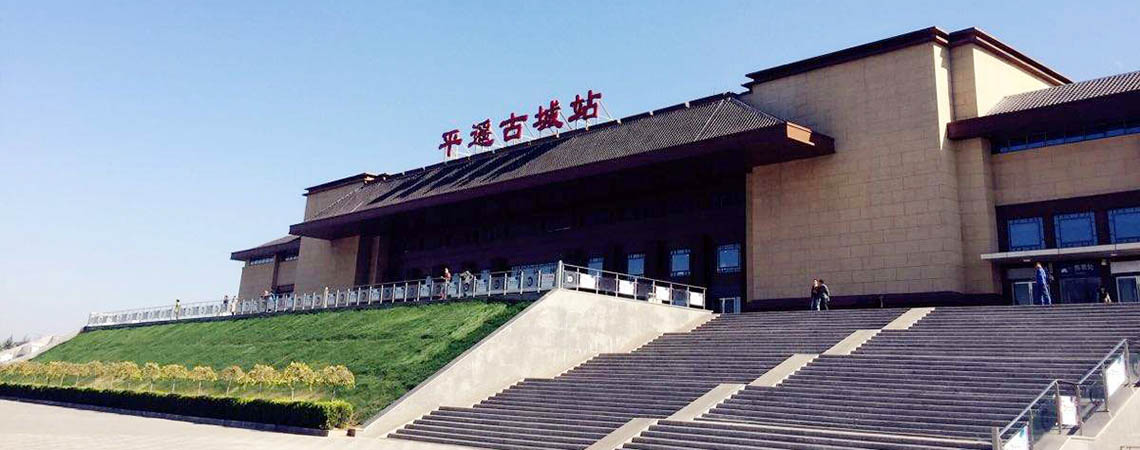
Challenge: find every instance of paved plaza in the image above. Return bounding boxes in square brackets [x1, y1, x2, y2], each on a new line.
[0, 400, 456, 450]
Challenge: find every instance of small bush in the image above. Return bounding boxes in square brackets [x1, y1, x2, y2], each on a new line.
[0, 383, 353, 430]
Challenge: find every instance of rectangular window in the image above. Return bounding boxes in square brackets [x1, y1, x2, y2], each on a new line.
[627, 253, 645, 277]
[670, 249, 691, 277]
[283, 254, 298, 262]
[587, 257, 604, 273]
[1008, 217, 1045, 251]
[717, 244, 741, 273]
[1054, 212, 1097, 248]
[1110, 207, 1140, 244]
[248, 257, 274, 266]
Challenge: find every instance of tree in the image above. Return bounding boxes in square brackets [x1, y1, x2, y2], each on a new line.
[16, 361, 43, 384]
[142, 362, 162, 391]
[71, 361, 94, 386]
[85, 361, 107, 383]
[218, 366, 245, 395]
[108, 361, 142, 389]
[189, 366, 217, 395]
[247, 364, 278, 395]
[160, 364, 189, 393]
[46, 361, 69, 386]
[280, 362, 313, 399]
[320, 365, 355, 399]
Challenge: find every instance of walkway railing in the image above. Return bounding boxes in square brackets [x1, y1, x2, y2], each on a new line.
[992, 339, 1135, 450]
[87, 261, 708, 327]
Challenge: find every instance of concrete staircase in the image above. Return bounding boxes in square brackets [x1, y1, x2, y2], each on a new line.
[686, 304, 1140, 448]
[388, 304, 1140, 450]
[388, 309, 904, 450]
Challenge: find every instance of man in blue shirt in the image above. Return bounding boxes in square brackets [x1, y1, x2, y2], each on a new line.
[1034, 262, 1053, 306]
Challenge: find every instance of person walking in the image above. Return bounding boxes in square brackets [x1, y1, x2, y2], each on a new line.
[818, 279, 831, 310]
[174, 299, 182, 320]
[440, 267, 452, 300]
[1034, 262, 1053, 306]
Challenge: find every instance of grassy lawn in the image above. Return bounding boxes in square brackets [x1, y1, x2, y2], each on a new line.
[35, 300, 529, 421]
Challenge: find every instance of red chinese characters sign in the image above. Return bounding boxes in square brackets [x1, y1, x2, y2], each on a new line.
[438, 90, 605, 159]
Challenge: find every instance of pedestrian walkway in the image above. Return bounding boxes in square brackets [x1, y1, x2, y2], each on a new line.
[0, 400, 460, 450]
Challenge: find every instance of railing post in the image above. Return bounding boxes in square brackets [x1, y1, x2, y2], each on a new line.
[1054, 383, 1063, 434]
[1102, 364, 1112, 413]
[1027, 408, 1035, 447]
[556, 261, 564, 289]
[992, 426, 1003, 450]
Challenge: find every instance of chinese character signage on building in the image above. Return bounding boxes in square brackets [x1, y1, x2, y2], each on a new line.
[438, 90, 608, 160]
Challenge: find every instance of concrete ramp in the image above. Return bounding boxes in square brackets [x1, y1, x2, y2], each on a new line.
[882, 307, 934, 330]
[361, 289, 711, 437]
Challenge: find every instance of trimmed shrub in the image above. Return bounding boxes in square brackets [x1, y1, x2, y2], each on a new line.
[0, 383, 353, 430]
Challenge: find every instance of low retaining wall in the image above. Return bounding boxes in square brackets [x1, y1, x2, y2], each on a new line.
[361, 289, 712, 436]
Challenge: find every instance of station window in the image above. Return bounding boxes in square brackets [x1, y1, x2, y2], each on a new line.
[587, 257, 605, 273]
[1054, 212, 1097, 248]
[717, 244, 741, 273]
[995, 120, 1140, 154]
[1110, 207, 1140, 244]
[670, 249, 691, 277]
[1008, 217, 1045, 251]
[627, 253, 645, 277]
[283, 254, 298, 262]
[248, 257, 274, 266]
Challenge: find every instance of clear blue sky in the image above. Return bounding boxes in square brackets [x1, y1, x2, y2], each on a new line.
[2, 1, 1137, 339]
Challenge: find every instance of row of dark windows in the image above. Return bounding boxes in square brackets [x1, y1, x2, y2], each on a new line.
[1008, 207, 1140, 251]
[399, 243, 742, 281]
[397, 195, 744, 253]
[995, 119, 1140, 154]
[245, 252, 298, 266]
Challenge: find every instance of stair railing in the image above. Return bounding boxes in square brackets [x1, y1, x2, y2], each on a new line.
[992, 338, 1134, 450]
[557, 261, 708, 309]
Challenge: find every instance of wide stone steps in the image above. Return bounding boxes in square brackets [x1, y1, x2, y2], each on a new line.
[390, 304, 1140, 450]
[625, 420, 989, 450]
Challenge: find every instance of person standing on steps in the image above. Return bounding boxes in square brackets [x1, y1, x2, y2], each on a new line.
[1034, 262, 1053, 306]
[1098, 287, 1113, 304]
[810, 279, 828, 311]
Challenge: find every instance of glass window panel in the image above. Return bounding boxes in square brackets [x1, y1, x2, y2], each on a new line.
[1110, 207, 1140, 244]
[1008, 218, 1045, 251]
[587, 257, 604, 273]
[627, 253, 645, 276]
[670, 249, 691, 277]
[717, 244, 741, 273]
[1054, 212, 1097, 248]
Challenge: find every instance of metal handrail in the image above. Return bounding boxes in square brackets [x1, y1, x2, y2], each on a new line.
[994, 338, 1134, 449]
[1076, 338, 1129, 384]
[88, 299, 228, 316]
[560, 263, 708, 291]
[88, 260, 708, 327]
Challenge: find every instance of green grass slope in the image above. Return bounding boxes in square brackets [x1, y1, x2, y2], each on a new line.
[35, 300, 530, 420]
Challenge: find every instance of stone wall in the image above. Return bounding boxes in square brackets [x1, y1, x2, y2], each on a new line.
[741, 43, 965, 300]
[992, 134, 1140, 206]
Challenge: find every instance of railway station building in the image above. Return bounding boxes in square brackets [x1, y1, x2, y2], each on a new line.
[231, 26, 1140, 311]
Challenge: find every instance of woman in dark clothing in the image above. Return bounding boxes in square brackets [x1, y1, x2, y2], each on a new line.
[810, 279, 831, 311]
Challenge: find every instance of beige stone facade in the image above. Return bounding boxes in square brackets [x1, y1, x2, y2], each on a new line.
[992, 134, 1140, 206]
[233, 27, 1140, 306]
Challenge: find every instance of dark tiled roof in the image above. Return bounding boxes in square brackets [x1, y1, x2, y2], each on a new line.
[987, 70, 1140, 116]
[307, 94, 785, 223]
[230, 235, 300, 261]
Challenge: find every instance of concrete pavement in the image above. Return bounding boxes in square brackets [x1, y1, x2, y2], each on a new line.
[0, 400, 468, 450]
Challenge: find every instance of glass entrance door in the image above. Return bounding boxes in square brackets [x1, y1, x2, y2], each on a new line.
[1012, 281, 1034, 305]
[1118, 276, 1140, 303]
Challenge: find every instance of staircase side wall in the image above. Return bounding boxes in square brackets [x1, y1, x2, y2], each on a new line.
[361, 289, 713, 436]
